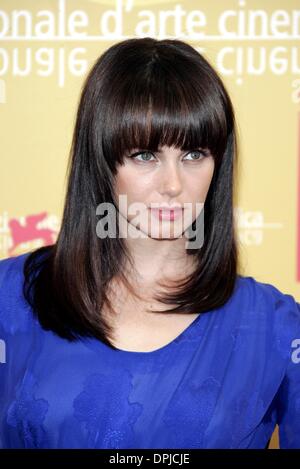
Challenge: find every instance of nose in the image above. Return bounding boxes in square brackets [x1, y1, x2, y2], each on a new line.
[158, 162, 182, 197]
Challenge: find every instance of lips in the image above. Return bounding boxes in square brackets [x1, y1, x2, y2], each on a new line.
[149, 207, 183, 221]
[154, 207, 182, 212]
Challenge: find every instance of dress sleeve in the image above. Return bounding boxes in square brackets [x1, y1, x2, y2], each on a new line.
[274, 295, 300, 448]
[0, 257, 14, 447]
[0, 254, 35, 448]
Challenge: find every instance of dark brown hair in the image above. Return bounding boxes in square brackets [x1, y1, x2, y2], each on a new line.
[23, 37, 241, 349]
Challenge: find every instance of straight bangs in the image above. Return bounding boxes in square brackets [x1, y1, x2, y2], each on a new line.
[99, 43, 233, 171]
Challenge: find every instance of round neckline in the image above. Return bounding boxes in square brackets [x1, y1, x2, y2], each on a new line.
[96, 311, 205, 357]
[82, 275, 242, 358]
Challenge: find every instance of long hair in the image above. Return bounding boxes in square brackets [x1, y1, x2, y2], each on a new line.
[23, 37, 241, 349]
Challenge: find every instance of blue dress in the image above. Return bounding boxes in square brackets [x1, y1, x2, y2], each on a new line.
[0, 252, 300, 449]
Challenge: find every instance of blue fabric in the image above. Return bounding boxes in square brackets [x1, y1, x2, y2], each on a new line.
[0, 252, 300, 449]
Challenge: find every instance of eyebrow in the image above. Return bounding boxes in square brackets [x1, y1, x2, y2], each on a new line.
[127, 147, 210, 156]
[130, 148, 185, 153]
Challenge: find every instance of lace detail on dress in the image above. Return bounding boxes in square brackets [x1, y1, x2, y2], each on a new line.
[6, 371, 49, 448]
[229, 389, 265, 448]
[73, 371, 143, 448]
[162, 376, 221, 448]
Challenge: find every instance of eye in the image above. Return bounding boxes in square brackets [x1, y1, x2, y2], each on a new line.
[126, 148, 210, 163]
[128, 151, 156, 163]
[184, 149, 209, 161]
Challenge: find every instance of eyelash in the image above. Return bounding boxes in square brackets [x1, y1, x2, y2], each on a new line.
[128, 149, 209, 163]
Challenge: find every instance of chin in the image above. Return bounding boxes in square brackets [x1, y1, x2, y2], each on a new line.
[143, 226, 186, 240]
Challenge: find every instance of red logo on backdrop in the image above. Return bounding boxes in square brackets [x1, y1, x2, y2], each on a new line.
[8, 211, 56, 255]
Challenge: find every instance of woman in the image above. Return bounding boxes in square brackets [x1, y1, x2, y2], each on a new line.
[0, 37, 299, 449]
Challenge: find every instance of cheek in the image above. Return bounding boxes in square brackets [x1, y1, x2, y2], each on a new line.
[115, 168, 134, 195]
[188, 164, 215, 201]
[115, 168, 152, 205]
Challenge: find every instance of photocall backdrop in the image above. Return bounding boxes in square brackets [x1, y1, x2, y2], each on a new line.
[0, 0, 300, 449]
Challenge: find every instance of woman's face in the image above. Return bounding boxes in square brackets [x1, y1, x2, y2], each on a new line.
[114, 145, 215, 240]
